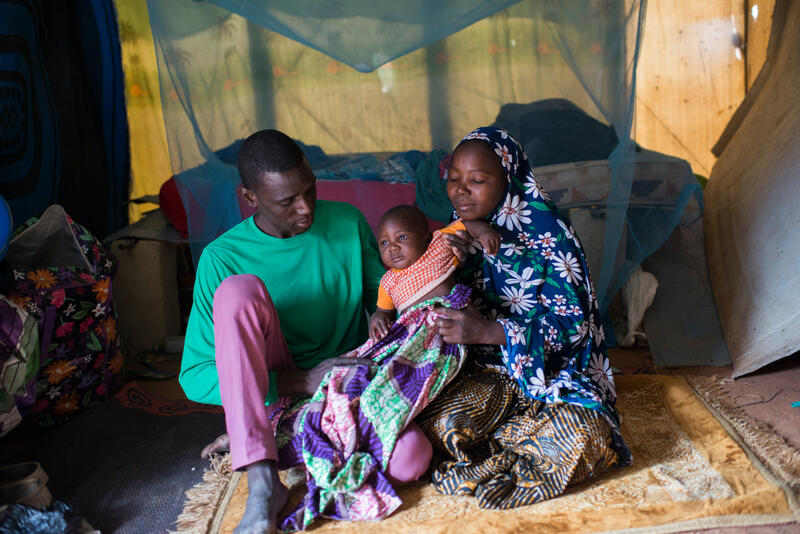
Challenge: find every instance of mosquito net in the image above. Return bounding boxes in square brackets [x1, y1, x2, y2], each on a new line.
[145, 0, 701, 313]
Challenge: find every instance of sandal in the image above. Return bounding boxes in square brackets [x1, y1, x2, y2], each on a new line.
[0, 477, 53, 510]
[0, 461, 49, 487]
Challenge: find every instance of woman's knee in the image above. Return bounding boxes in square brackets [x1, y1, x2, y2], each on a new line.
[385, 422, 433, 485]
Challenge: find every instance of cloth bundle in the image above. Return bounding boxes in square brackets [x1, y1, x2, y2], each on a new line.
[276, 284, 471, 531]
[4, 205, 124, 432]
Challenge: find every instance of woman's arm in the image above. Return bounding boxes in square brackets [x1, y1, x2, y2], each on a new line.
[434, 305, 506, 345]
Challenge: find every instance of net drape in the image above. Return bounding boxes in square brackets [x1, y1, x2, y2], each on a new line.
[145, 0, 700, 311]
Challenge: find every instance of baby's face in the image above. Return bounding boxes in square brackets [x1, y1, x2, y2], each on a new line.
[376, 218, 428, 270]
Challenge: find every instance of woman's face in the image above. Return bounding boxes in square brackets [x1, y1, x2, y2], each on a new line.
[447, 141, 507, 221]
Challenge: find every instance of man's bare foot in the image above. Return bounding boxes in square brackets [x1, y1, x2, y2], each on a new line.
[234, 460, 288, 534]
[201, 433, 230, 458]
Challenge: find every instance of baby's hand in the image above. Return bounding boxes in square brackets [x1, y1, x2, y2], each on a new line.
[478, 230, 500, 255]
[369, 311, 393, 340]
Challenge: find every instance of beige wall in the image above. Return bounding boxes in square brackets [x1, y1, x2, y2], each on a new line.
[635, 0, 745, 177]
[635, 0, 777, 178]
[746, 0, 776, 90]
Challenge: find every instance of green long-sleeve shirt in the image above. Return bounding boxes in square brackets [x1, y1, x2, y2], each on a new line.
[179, 200, 384, 405]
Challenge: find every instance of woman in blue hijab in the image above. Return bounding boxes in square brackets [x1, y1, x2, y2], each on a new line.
[417, 126, 630, 508]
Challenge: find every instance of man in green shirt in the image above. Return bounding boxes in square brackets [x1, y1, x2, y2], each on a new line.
[180, 130, 431, 533]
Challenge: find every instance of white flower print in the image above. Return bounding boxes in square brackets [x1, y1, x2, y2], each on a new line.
[495, 143, 513, 171]
[587, 314, 605, 344]
[568, 304, 583, 316]
[547, 325, 558, 340]
[64, 303, 77, 317]
[464, 132, 490, 142]
[552, 251, 584, 285]
[528, 367, 546, 396]
[541, 248, 555, 260]
[500, 345, 510, 363]
[569, 321, 589, 346]
[500, 319, 527, 346]
[536, 232, 557, 249]
[553, 305, 568, 316]
[557, 218, 581, 248]
[499, 130, 509, 139]
[505, 266, 544, 290]
[589, 352, 615, 395]
[92, 302, 105, 317]
[473, 270, 490, 291]
[510, 361, 526, 380]
[501, 243, 525, 257]
[500, 285, 536, 314]
[495, 195, 532, 232]
[13, 270, 24, 280]
[538, 294, 551, 307]
[518, 231, 537, 249]
[547, 371, 574, 402]
[47, 387, 61, 400]
[553, 294, 567, 306]
[524, 173, 551, 201]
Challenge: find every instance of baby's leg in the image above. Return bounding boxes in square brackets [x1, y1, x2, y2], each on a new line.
[385, 421, 433, 485]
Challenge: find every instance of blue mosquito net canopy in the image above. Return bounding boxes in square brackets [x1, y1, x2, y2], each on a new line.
[146, 0, 701, 313]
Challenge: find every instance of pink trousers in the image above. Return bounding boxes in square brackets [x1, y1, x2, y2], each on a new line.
[213, 274, 432, 483]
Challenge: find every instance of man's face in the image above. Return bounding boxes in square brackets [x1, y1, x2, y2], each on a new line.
[240, 160, 317, 238]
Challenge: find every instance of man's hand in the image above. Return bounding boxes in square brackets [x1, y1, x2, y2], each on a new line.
[434, 305, 506, 345]
[461, 220, 500, 255]
[369, 309, 394, 339]
[441, 230, 471, 263]
[277, 355, 377, 397]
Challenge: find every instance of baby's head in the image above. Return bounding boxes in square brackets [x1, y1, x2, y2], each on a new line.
[376, 205, 431, 270]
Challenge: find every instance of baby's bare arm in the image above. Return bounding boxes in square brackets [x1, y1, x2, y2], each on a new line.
[369, 307, 395, 339]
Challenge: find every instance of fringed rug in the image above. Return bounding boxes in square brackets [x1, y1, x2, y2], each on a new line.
[174, 375, 800, 533]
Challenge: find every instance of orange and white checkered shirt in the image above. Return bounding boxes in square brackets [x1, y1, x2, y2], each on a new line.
[376, 220, 465, 313]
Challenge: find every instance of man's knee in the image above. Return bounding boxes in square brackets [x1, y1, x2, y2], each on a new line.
[386, 422, 433, 485]
[214, 274, 271, 316]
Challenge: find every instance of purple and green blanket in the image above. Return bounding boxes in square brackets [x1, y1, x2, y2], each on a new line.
[276, 283, 471, 530]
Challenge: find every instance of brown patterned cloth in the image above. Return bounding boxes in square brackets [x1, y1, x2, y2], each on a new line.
[417, 362, 620, 509]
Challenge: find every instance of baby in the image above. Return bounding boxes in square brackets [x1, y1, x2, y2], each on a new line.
[369, 204, 499, 338]
[278, 205, 500, 528]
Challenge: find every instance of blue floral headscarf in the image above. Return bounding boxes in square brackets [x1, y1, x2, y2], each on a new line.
[453, 126, 629, 462]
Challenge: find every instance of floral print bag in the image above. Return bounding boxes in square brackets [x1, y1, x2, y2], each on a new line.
[5, 205, 124, 432]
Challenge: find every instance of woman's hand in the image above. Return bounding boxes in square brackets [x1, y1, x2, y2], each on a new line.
[441, 230, 471, 263]
[433, 305, 506, 345]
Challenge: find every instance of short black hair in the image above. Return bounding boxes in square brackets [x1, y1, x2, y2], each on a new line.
[237, 129, 306, 190]
[378, 205, 429, 235]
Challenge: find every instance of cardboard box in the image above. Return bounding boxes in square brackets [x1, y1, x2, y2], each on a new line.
[110, 239, 181, 355]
